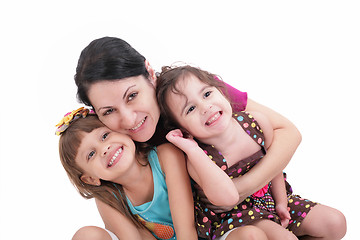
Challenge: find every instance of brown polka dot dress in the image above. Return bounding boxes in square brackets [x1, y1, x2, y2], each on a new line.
[194, 111, 317, 239]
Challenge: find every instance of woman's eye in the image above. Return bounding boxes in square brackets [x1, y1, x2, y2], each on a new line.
[104, 108, 114, 116]
[128, 92, 138, 102]
[88, 151, 95, 160]
[102, 132, 109, 141]
[186, 106, 195, 114]
[204, 91, 212, 98]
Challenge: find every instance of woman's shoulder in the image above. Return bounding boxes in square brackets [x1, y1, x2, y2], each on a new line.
[221, 81, 248, 112]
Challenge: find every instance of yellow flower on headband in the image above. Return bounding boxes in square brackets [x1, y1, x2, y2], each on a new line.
[55, 107, 94, 136]
[56, 107, 84, 127]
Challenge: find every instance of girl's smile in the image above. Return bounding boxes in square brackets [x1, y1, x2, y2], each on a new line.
[205, 111, 222, 126]
[75, 126, 137, 184]
[107, 146, 123, 168]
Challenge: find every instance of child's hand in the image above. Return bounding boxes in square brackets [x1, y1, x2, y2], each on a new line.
[276, 204, 291, 228]
[166, 129, 198, 152]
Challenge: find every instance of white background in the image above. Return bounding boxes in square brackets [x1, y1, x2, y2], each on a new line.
[0, 1, 359, 239]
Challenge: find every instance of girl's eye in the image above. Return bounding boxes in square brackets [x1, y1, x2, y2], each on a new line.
[204, 91, 212, 98]
[103, 108, 114, 116]
[128, 92, 138, 102]
[88, 150, 95, 161]
[186, 106, 196, 115]
[102, 132, 109, 141]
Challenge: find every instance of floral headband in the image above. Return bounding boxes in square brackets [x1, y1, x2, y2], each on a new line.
[55, 107, 95, 136]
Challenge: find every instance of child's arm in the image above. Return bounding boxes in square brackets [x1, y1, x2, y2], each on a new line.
[271, 172, 291, 227]
[157, 143, 198, 240]
[233, 102, 301, 202]
[96, 199, 157, 240]
[166, 130, 239, 207]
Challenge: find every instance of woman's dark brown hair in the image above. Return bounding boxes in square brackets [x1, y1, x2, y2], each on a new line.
[74, 37, 149, 108]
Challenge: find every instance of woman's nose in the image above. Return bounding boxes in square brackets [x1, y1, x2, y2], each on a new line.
[118, 108, 137, 129]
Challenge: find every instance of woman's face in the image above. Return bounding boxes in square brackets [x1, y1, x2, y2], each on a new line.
[88, 75, 160, 142]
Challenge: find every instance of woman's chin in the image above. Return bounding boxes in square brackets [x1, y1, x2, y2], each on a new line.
[130, 128, 155, 143]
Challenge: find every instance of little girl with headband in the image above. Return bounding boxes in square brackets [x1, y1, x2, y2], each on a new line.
[156, 65, 346, 240]
[56, 107, 197, 240]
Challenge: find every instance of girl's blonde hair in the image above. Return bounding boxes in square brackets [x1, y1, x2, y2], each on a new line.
[59, 115, 147, 228]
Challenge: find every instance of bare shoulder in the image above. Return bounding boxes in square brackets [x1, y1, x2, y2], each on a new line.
[156, 143, 186, 172]
[156, 143, 184, 159]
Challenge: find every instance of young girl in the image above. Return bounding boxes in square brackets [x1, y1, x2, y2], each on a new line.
[56, 107, 197, 240]
[156, 65, 346, 240]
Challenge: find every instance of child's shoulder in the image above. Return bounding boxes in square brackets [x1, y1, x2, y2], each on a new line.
[234, 111, 269, 125]
[238, 111, 273, 148]
[155, 143, 186, 172]
[156, 142, 183, 157]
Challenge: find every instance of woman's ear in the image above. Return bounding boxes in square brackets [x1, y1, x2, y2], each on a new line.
[145, 60, 157, 86]
[80, 174, 101, 186]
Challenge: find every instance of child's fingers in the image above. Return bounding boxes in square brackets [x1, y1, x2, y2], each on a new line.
[279, 210, 290, 219]
[281, 218, 290, 228]
[166, 129, 183, 140]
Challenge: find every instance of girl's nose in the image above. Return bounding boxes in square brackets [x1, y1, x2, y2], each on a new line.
[102, 145, 111, 157]
[201, 104, 212, 115]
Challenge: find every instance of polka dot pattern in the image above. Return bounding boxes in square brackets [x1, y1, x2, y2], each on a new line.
[194, 112, 317, 239]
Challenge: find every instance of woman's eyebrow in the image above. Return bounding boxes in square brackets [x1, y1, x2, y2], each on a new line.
[98, 106, 112, 112]
[123, 85, 136, 99]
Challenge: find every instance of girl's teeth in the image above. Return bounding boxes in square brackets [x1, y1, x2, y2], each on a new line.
[108, 147, 123, 167]
[131, 117, 146, 131]
[206, 112, 220, 125]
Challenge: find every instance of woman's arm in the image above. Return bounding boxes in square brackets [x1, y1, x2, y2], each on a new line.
[96, 199, 156, 240]
[253, 109, 291, 226]
[234, 99, 301, 202]
[157, 143, 198, 240]
[166, 130, 239, 207]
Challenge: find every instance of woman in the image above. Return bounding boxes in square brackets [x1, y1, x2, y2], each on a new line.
[72, 37, 346, 240]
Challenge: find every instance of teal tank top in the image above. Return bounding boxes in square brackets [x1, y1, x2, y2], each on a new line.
[126, 147, 176, 240]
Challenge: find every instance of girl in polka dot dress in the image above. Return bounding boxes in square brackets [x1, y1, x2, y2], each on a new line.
[156, 65, 346, 240]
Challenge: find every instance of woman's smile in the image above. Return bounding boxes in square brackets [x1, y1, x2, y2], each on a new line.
[129, 116, 147, 132]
